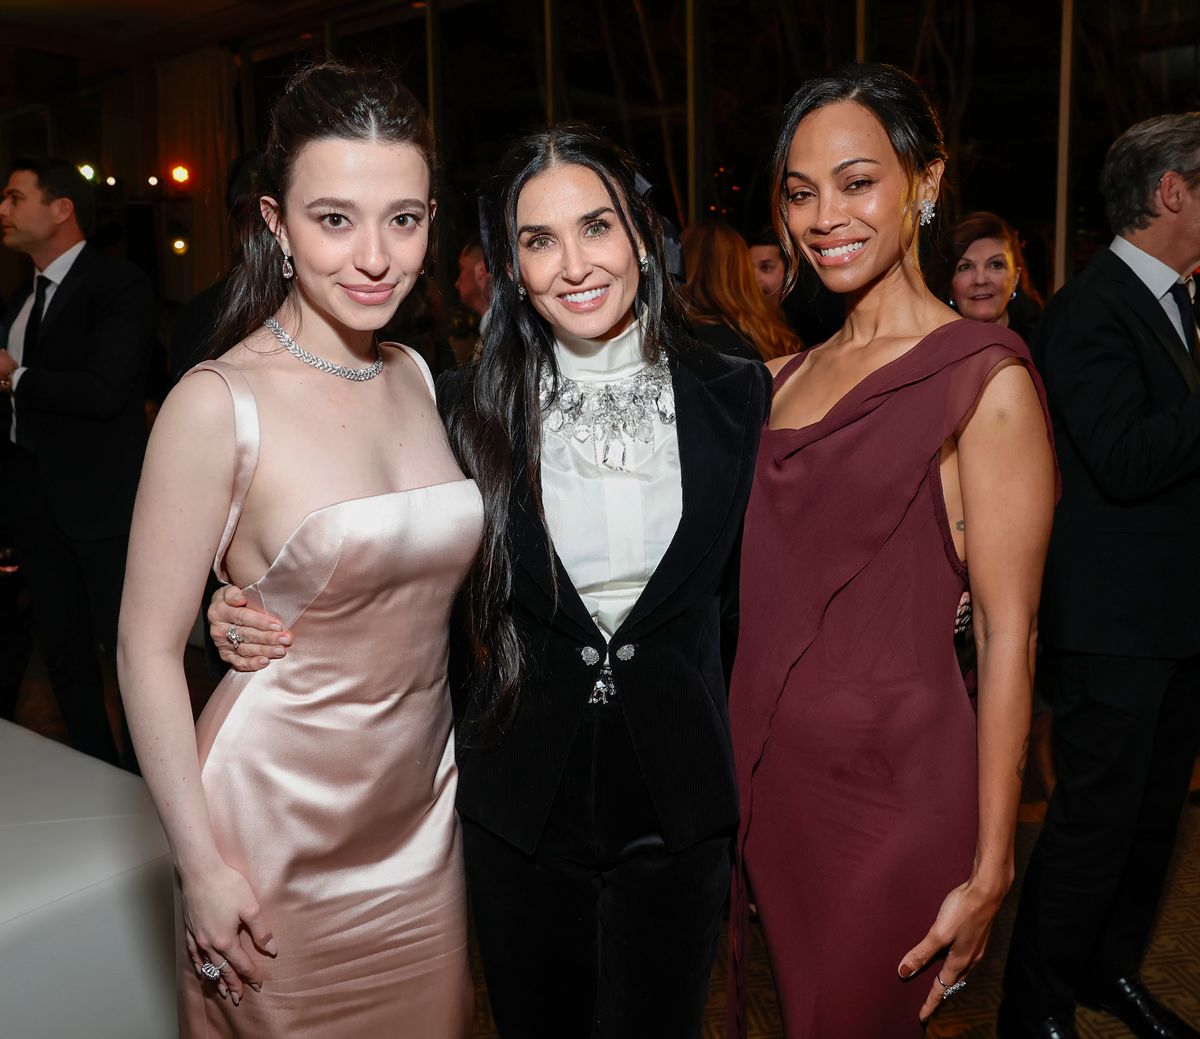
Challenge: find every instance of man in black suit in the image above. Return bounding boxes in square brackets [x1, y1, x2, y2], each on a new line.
[999, 116, 1200, 1039]
[0, 157, 154, 767]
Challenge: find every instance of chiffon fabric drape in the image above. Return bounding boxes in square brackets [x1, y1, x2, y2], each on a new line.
[728, 321, 1055, 1038]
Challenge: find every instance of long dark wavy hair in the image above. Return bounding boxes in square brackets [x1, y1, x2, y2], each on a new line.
[446, 123, 692, 734]
[208, 60, 434, 357]
[769, 62, 948, 297]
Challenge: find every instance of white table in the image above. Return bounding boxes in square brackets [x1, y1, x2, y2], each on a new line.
[0, 721, 176, 1038]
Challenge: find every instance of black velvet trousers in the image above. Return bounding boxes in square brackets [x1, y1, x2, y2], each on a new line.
[1003, 648, 1200, 1019]
[463, 702, 731, 1039]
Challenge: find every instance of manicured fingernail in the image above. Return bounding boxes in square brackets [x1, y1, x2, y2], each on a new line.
[270, 623, 282, 631]
[279, 635, 291, 646]
[232, 992, 240, 1006]
[251, 983, 262, 993]
[271, 648, 285, 657]
[265, 939, 279, 956]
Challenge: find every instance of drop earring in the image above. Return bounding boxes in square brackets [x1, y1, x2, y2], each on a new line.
[518, 285, 527, 299]
[919, 200, 936, 227]
[638, 254, 649, 274]
[281, 255, 295, 280]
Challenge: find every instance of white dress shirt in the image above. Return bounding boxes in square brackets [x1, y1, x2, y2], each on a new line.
[540, 319, 682, 641]
[1110, 235, 1193, 350]
[7, 240, 87, 443]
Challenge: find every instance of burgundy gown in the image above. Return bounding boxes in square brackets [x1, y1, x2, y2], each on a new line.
[728, 321, 1053, 1038]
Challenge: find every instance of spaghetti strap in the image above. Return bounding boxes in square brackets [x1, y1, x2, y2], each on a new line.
[185, 360, 261, 583]
[391, 343, 438, 402]
[771, 352, 809, 397]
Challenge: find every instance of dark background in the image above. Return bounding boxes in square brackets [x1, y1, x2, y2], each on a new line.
[0, 0, 1197, 315]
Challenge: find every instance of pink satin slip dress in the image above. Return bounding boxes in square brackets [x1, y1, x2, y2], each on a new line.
[178, 349, 481, 1037]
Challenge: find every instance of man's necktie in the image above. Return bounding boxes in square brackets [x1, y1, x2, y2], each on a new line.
[22, 274, 50, 369]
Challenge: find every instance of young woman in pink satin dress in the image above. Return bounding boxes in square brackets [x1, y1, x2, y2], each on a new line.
[118, 63, 479, 1037]
[728, 64, 1058, 1037]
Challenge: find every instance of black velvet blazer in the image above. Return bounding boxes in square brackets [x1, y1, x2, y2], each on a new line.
[439, 343, 771, 854]
[1037, 246, 1200, 661]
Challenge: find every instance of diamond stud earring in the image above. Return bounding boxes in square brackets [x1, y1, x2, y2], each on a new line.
[919, 200, 936, 227]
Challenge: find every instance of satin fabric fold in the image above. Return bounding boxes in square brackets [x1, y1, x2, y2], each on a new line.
[179, 359, 481, 1037]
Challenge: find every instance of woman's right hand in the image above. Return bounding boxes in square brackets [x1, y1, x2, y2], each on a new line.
[182, 861, 278, 1004]
[208, 584, 291, 672]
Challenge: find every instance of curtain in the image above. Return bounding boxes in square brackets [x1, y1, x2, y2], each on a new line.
[156, 47, 238, 298]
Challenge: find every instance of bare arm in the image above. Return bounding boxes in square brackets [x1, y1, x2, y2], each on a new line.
[899, 361, 1056, 1021]
[118, 371, 276, 1001]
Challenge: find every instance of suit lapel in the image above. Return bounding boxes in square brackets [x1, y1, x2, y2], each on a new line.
[616, 349, 750, 639]
[509, 430, 602, 643]
[1098, 249, 1200, 392]
[37, 244, 96, 343]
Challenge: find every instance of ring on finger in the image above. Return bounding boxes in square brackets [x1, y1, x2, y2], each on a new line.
[200, 959, 226, 981]
[225, 624, 243, 647]
[936, 972, 967, 1000]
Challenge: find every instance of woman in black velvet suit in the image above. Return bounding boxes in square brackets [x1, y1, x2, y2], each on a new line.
[441, 125, 769, 1039]
[209, 124, 770, 1038]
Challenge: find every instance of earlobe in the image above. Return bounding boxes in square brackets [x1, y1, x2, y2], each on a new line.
[259, 196, 288, 255]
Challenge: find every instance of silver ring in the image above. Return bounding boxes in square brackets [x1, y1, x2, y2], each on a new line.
[937, 972, 967, 1000]
[225, 624, 243, 647]
[200, 960, 222, 980]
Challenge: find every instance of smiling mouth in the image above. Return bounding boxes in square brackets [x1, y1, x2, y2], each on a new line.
[561, 286, 608, 304]
[815, 241, 866, 258]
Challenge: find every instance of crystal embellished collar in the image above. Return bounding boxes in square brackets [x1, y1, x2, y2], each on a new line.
[539, 353, 675, 471]
[264, 317, 384, 382]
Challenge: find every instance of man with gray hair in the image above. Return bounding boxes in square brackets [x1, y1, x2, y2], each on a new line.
[999, 114, 1200, 1039]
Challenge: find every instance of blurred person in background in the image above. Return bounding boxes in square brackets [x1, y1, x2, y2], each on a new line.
[681, 220, 799, 361]
[0, 156, 154, 769]
[748, 224, 845, 346]
[448, 234, 492, 364]
[943, 210, 1044, 344]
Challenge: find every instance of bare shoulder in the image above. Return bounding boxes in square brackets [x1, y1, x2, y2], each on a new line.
[157, 367, 236, 437]
[766, 352, 803, 377]
[974, 360, 1041, 423]
[215, 328, 283, 373]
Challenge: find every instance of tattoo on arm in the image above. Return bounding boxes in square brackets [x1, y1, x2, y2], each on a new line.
[1016, 735, 1029, 782]
[955, 519, 965, 532]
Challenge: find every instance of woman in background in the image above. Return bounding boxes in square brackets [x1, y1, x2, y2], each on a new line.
[681, 220, 800, 361]
[944, 210, 1044, 343]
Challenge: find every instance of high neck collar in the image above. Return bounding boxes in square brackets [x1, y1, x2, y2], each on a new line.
[553, 316, 646, 382]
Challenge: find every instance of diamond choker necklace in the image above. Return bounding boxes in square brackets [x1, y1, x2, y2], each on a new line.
[264, 316, 384, 382]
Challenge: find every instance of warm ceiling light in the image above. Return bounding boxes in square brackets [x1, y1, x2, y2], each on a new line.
[171, 165, 190, 184]
[171, 238, 189, 255]
[105, 176, 117, 187]
[77, 164, 95, 180]
[148, 175, 159, 186]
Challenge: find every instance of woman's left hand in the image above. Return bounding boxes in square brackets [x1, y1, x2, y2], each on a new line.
[896, 875, 1006, 1023]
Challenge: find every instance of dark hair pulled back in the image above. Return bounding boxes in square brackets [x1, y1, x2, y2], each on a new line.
[769, 62, 947, 297]
[209, 60, 433, 357]
[446, 122, 691, 734]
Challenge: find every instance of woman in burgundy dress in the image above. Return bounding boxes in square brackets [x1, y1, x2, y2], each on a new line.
[728, 64, 1058, 1037]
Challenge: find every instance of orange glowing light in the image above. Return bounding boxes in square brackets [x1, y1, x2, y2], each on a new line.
[171, 165, 190, 184]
